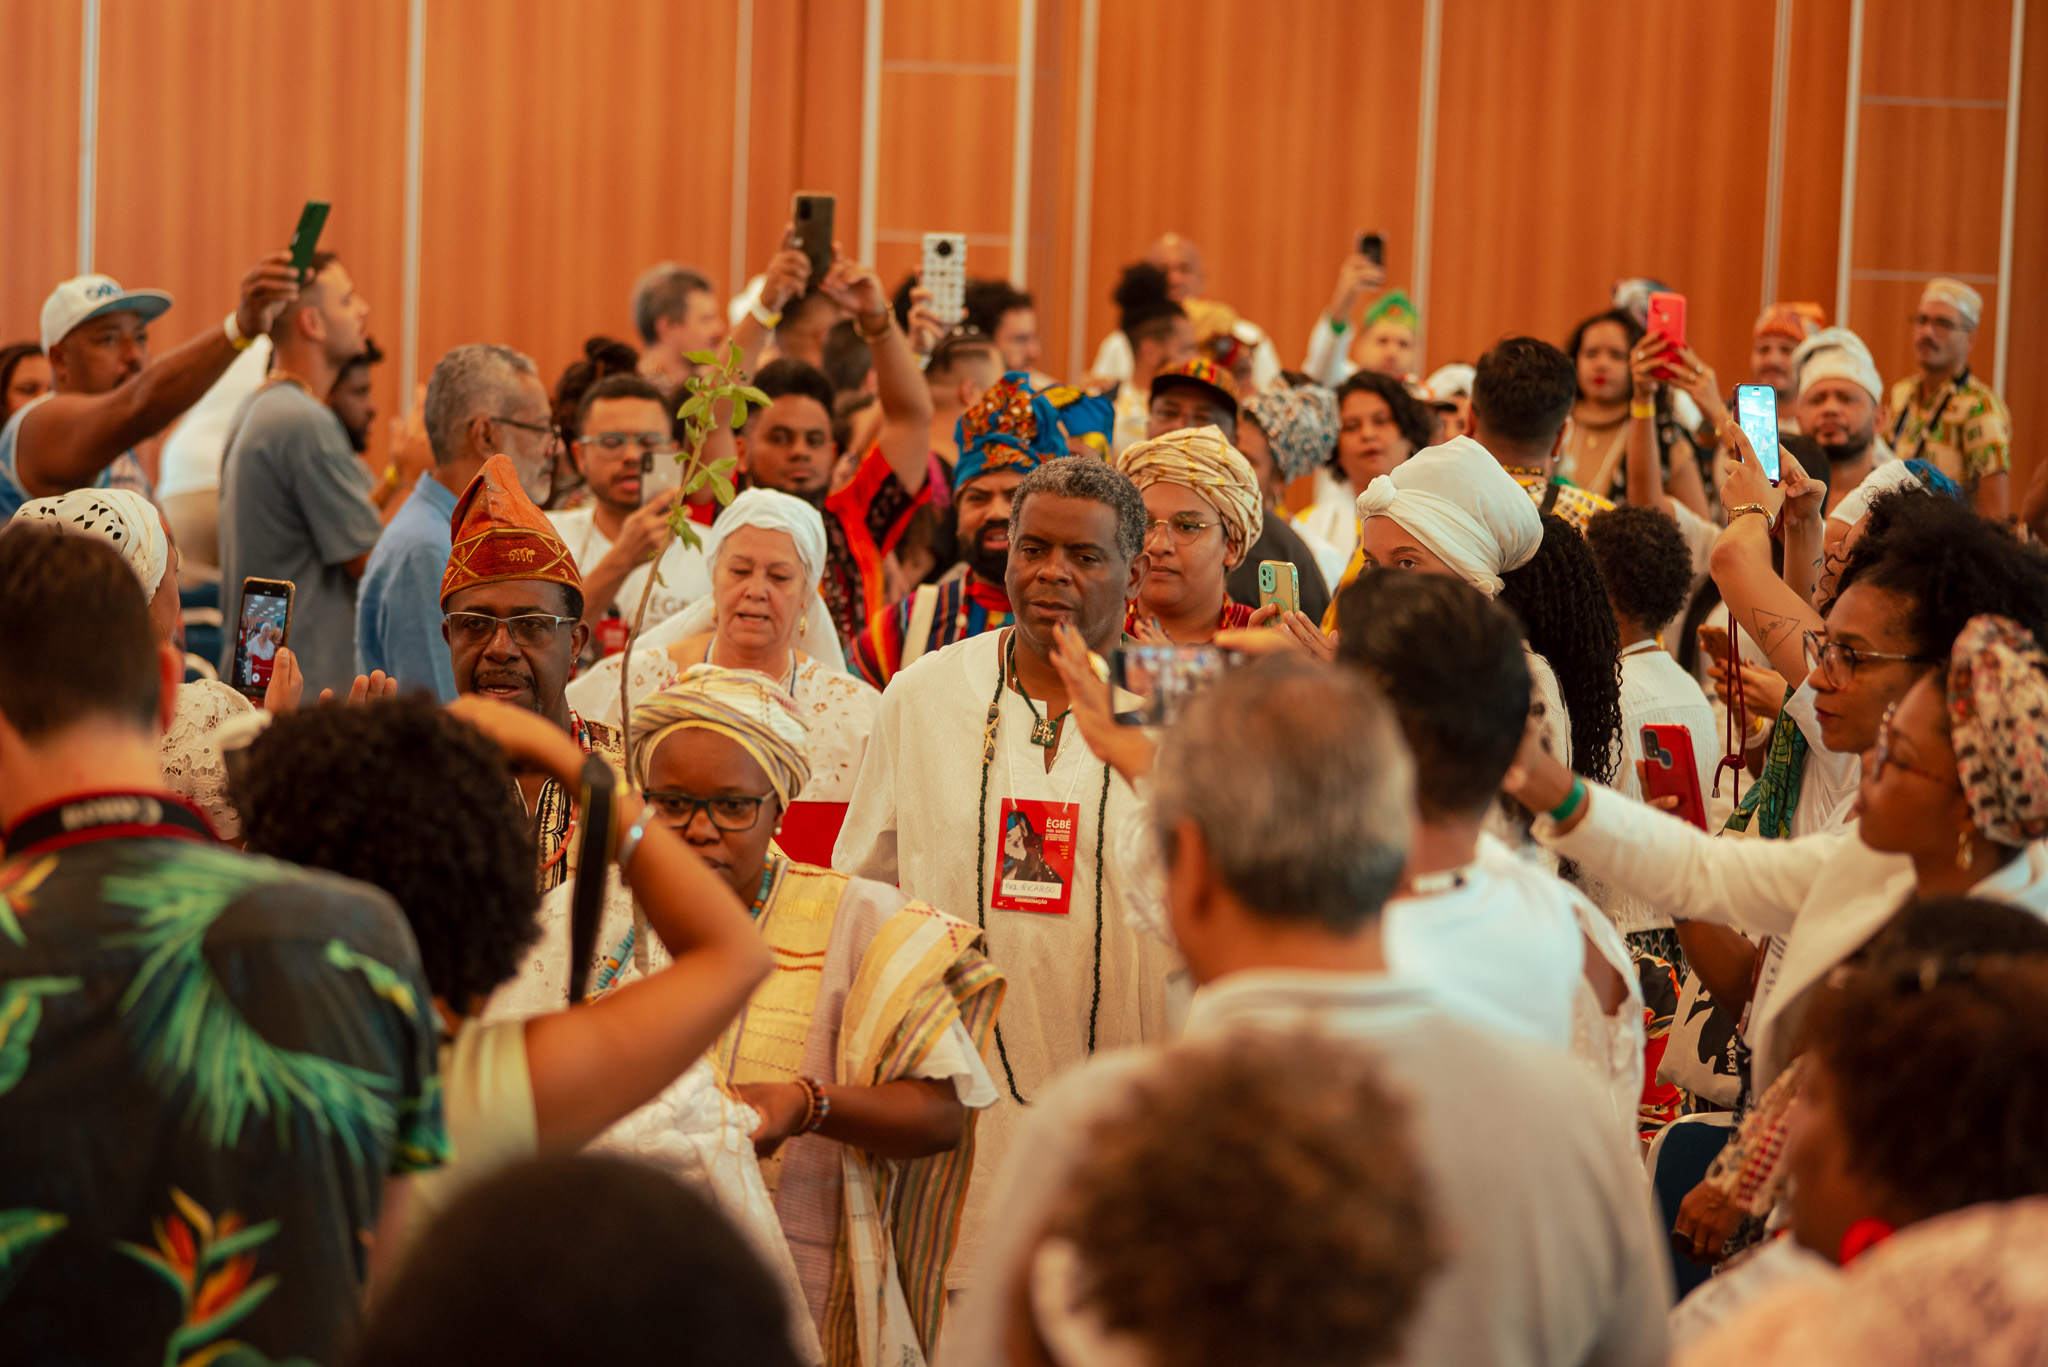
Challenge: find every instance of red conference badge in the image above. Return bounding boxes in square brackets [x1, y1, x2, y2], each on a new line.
[990, 798, 1079, 915]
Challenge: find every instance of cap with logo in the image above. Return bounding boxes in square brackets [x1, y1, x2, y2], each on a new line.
[41, 275, 175, 353]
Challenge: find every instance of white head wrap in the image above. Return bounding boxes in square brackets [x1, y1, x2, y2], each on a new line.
[1921, 277, 1983, 329]
[1793, 327, 1884, 406]
[12, 488, 169, 595]
[1422, 362, 1475, 403]
[1353, 435, 1541, 597]
[641, 487, 844, 670]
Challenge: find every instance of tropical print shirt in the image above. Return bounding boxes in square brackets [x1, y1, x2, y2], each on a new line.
[1886, 368, 2012, 488]
[0, 793, 448, 1366]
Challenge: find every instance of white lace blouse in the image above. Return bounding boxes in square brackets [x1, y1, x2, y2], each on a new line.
[160, 680, 253, 839]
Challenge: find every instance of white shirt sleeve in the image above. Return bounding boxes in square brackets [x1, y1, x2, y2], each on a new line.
[907, 1018, 1000, 1108]
[1302, 316, 1356, 388]
[1089, 329, 1133, 384]
[832, 680, 902, 881]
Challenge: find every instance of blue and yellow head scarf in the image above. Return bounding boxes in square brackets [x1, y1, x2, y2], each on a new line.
[953, 373, 1115, 489]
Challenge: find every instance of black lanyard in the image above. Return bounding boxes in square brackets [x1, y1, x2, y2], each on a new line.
[5, 791, 217, 859]
[1891, 367, 1969, 460]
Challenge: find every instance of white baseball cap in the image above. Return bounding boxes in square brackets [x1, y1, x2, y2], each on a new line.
[41, 274, 174, 352]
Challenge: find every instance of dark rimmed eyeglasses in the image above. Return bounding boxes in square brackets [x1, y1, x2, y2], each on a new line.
[643, 790, 771, 832]
[493, 415, 563, 448]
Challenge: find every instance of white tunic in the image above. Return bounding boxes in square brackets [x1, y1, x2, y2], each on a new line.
[547, 504, 712, 630]
[833, 629, 1178, 1288]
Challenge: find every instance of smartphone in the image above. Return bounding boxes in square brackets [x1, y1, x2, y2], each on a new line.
[922, 233, 967, 327]
[1641, 724, 1708, 830]
[640, 441, 683, 506]
[1357, 231, 1384, 267]
[1696, 623, 1732, 666]
[1112, 644, 1244, 727]
[230, 577, 294, 699]
[1736, 383, 1781, 483]
[289, 200, 331, 277]
[565, 768, 616, 1005]
[1646, 291, 1686, 379]
[1257, 560, 1301, 616]
[792, 193, 835, 295]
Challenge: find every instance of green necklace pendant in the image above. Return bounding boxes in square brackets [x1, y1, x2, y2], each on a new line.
[1030, 715, 1060, 747]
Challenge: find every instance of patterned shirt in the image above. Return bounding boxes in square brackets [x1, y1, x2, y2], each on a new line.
[1503, 466, 1615, 535]
[1123, 597, 1257, 638]
[1885, 368, 2011, 488]
[853, 575, 1013, 688]
[0, 793, 448, 1366]
[820, 444, 929, 654]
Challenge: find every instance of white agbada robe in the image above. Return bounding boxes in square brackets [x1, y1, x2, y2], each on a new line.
[832, 629, 1178, 1289]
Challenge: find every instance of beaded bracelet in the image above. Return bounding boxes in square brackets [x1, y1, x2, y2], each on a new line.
[798, 1076, 832, 1135]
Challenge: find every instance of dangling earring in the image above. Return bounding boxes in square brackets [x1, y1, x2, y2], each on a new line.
[1957, 826, 1976, 871]
[799, 612, 809, 636]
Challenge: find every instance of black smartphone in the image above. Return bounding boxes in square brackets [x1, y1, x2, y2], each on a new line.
[1357, 231, 1385, 267]
[289, 201, 331, 277]
[1112, 644, 1245, 727]
[566, 760, 615, 1005]
[230, 577, 294, 700]
[792, 192, 836, 294]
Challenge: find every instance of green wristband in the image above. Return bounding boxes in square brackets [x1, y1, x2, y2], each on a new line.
[1548, 776, 1587, 824]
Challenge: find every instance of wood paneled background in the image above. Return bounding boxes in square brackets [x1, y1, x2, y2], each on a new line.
[6, 0, 2044, 484]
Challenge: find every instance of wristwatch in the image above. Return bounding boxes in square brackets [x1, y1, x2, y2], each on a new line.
[1726, 502, 1777, 532]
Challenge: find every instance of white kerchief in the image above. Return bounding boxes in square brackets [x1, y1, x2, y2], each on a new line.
[1354, 435, 1541, 598]
[13, 487, 169, 595]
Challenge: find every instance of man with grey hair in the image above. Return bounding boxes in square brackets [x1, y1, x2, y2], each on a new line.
[355, 343, 547, 699]
[836, 455, 1173, 1302]
[631, 263, 725, 393]
[941, 654, 1674, 1367]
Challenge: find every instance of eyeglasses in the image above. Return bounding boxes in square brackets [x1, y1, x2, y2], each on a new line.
[1872, 702, 1959, 787]
[1910, 313, 1964, 335]
[1143, 514, 1219, 546]
[443, 612, 579, 648]
[643, 790, 771, 832]
[1801, 630, 1936, 687]
[577, 431, 680, 456]
[493, 415, 563, 448]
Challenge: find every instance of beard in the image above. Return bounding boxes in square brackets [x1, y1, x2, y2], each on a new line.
[1819, 430, 1875, 465]
[965, 524, 1009, 583]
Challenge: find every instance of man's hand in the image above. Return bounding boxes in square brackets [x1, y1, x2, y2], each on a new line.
[261, 647, 303, 715]
[319, 671, 399, 707]
[732, 1081, 812, 1159]
[236, 251, 303, 341]
[446, 694, 588, 786]
[605, 488, 683, 572]
[816, 251, 889, 326]
[904, 285, 945, 357]
[1672, 1180, 1744, 1264]
[759, 230, 814, 314]
[1325, 253, 1386, 323]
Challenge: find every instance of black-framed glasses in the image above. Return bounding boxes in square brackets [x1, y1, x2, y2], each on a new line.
[493, 415, 563, 448]
[1872, 701, 1959, 787]
[1143, 514, 1219, 546]
[643, 790, 771, 832]
[1802, 630, 1936, 687]
[443, 612, 579, 648]
[577, 430, 680, 456]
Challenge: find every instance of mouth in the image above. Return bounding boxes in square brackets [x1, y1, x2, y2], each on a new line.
[1024, 597, 1078, 624]
[473, 675, 533, 703]
[616, 478, 642, 500]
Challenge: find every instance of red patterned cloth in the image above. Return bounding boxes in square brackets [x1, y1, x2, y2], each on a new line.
[440, 454, 585, 605]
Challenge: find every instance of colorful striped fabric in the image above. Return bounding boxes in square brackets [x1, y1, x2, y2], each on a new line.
[854, 577, 1013, 688]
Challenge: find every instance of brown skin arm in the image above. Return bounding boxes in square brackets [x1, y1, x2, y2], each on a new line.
[736, 1076, 966, 1162]
[1672, 921, 1761, 1015]
[1973, 470, 2010, 523]
[817, 256, 933, 495]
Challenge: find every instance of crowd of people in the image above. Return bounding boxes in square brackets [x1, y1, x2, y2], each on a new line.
[4, 215, 2046, 1367]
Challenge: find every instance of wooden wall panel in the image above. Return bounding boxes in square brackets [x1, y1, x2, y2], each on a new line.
[94, 0, 409, 468]
[743, 0, 866, 292]
[2001, 0, 2047, 488]
[1431, 0, 1778, 382]
[1772, 0, 1852, 315]
[1, 0, 81, 346]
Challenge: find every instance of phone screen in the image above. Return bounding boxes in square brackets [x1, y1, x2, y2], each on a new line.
[231, 580, 293, 696]
[1112, 644, 1243, 727]
[1736, 384, 1781, 483]
[1358, 232, 1384, 266]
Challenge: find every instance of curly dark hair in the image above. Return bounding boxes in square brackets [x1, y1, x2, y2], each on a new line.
[1009, 454, 1148, 564]
[552, 336, 642, 441]
[1806, 942, 2048, 1222]
[1114, 262, 1183, 344]
[964, 277, 1033, 339]
[1864, 895, 2048, 963]
[1584, 505, 1694, 632]
[232, 695, 540, 1010]
[1499, 514, 1623, 785]
[1834, 488, 2048, 654]
[1049, 1030, 1441, 1367]
[1328, 371, 1438, 474]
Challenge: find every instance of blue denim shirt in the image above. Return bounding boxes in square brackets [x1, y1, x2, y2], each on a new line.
[355, 471, 459, 702]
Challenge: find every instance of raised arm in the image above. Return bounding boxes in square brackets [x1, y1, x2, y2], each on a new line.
[818, 255, 932, 494]
[1707, 419, 1822, 683]
[729, 232, 815, 376]
[18, 253, 300, 498]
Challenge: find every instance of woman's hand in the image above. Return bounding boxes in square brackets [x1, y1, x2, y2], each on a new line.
[1717, 417, 1789, 522]
[732, 1081, 811, 1159]
[1777, 450, 1825, 528]
[1629, 335, 1673, 402]
[1670, 346, 1727, 429]
[1501, 712, 1578, 821]
[1216, 611, 1336, 663]
[1672, 1180, 1744, 1264]
[261, 647, 303, 715]
[1049, 622, 1156, 784]
[446, 694, 589, 788]
[1706, 657, 1787, 720]
[320, 671, 399, 707]
[1129, 616, 1173, 646]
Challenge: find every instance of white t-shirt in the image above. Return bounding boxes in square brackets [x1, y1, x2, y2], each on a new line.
[157, 337, 273, 501]
[546, 505, 711, 629]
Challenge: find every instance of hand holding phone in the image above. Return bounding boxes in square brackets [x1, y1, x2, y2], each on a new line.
[1735, 384, 1781, 484]
[1257, 560, 1301, 616]
[231, 578, 295, 700]
[1641, 724, 1708, 829]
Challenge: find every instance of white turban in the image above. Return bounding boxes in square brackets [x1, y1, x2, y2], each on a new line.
[1353, 435, 1541, 597]
[1921, 277, 1983, 330]
[636, 487, 845, 670]
[1793, 327, 1883, 406]
[12, 488, 169, 595]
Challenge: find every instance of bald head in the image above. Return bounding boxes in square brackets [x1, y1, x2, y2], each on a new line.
[1148, 233, 1205, 302]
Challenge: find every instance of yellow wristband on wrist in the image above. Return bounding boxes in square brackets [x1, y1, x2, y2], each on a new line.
[223, 312, 254, 352]
[1630, 400, 1656, 419]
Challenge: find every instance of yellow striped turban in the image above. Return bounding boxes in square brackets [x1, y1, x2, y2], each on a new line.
[627, 664, 813, 805]
[1113, 424, 1264, 552]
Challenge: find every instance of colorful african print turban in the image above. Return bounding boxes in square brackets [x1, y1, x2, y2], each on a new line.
[1242, 379, 1339, 482]
[1114, 424, 1264, 551]
[955, 372, 1076, 489]
[1947, 615, 2048, 848]
[628, 663, 814, 805]
[441, 453, 585, 606]
[12, 487, 168, 595]
[1363, 290, 1420, 333]
[1753, 302, 1826, 345]
[1043, 384, 1115, 458]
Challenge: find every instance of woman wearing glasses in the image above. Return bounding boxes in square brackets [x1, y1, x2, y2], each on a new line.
[1111, 426, 1272, 642]
[566, 488, 878, 801]
[624, 666, 1001, 1367]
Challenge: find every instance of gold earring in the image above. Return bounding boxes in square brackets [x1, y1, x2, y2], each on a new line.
[1957, 827, 1975, 871]
[799, 612, 809, 635]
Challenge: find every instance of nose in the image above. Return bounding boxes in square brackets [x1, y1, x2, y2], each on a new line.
[482, 622, 520, 658]
[683, 807, 723, 845]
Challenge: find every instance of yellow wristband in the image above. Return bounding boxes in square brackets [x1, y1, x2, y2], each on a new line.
[748, 300, 782, 329]
[1630, 400, 1656, 420]
[223, 312, 254, 352]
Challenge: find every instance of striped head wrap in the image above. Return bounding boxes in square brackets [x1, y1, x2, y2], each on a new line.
[1921, 278, 1983, 330]
[1947, 615, 2048, 848]
[628, 664, 814, 805]
[1113, 424, 1263, 552]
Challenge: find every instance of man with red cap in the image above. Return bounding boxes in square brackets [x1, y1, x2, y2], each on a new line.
[440, 453, 621, 889]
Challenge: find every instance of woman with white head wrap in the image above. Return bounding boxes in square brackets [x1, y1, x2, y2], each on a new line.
[567, 489, 879, 800]
[11, 488, 254, 837]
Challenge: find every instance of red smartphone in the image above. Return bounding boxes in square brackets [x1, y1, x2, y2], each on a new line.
[1642, 723, 1708, 830]
[1646, 291, 1686, 379]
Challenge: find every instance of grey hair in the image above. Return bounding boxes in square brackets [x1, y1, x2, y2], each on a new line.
[631, 263, 715, 347]
[423, 344, 538, 465]
[1009, 457, 1148, 564]
[1152, 656, 1414, 934]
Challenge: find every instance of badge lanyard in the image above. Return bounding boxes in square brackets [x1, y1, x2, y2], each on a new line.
[975, 628, 1111, 1105]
